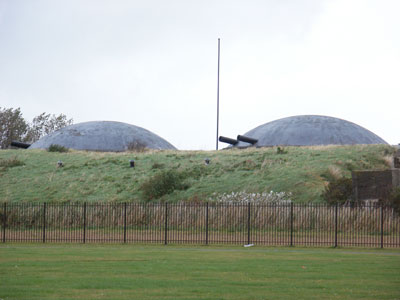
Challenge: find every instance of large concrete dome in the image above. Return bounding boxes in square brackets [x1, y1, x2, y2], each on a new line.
[29, 121, 176, 151]
[236, 115, 387, 147]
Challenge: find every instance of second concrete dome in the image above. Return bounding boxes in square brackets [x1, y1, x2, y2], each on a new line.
[29, 121, 176, 151]
[236, 115, 387, 147]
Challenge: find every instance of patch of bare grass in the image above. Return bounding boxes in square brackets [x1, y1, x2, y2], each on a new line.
[328, 165, 343, 179]
[383, 155, 394, 168]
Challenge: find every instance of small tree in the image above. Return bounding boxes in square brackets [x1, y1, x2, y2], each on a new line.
[25, 112, 73, 143]
[0, 107, 73, 148]
[0, 107, 29, 149]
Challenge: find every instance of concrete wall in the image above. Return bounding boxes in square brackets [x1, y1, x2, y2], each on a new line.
[352, 170, 400, 201]
[394, 157, 400, 168]
[393, 169, 400, 188]
[394, 147, 400, 168]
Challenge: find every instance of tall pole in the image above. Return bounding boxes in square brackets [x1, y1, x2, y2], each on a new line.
[216, 38, 220, 150]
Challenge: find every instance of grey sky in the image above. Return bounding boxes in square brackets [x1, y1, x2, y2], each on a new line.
[0, 0, 399, 149]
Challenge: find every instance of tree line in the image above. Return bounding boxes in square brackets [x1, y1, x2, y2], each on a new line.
[0, 107, 73, 149]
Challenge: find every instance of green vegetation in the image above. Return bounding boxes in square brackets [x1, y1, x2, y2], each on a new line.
[0, 244, 399, 299]
[322, 177, 354, 205]
[140, 169, 188, 201]
[388, 187, 400, 214]
[0, 106, 73, 149]
[47, 144, 69, 153]
[0, 156, 25, 170]
[0, 144, 395, 203]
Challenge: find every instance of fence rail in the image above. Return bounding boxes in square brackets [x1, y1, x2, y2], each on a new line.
[1, 203, 399, 247]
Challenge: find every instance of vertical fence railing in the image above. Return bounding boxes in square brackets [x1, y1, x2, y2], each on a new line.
[123, 202, 127, 244]
[2, 202, 6, 243]
[247, 202, 251, 245]
[0, 203, 399, 247]
[380, 205, 384, 249]
[83, 203, 87, 244]
[290, 202, 293, 247]
[42, 203, 46, 243]
[205, 202, 209, 245]
[164, 202, 168, 245]
[334, 203, 338, 248]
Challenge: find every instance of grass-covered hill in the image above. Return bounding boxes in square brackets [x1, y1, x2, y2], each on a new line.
[0, 145, 395, 203]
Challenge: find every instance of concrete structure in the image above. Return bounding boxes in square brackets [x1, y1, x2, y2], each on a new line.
[352, 170, 400, 202]
[29, 121, 176, 151]
[235, 115, 387, 147]
[395, 146, 400, 168]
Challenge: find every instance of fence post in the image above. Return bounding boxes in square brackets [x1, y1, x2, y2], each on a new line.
[124, 203, 127, 244]
[247, 202, 251, 245]
[2, 202, 6, 243]
[290, 202, 293, 247]
[42, 203, 46, 243]
[335, 203, 338, 248]
[83, 203, 87, 244]
[381, 205, 384, 249]
[164, 202, 168, 245]
[205, 202, 209, 245]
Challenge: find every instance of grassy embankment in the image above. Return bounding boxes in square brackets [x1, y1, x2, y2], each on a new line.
[0, 244, 399, 299]
[0, 144, 395, 203]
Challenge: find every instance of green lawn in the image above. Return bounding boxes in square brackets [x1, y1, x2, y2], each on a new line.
[1, 244, 399, 299]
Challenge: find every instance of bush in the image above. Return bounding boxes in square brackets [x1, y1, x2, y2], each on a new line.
[140, 170, 188, 201]
[388, 187, 400, 214]
[48, 144, 68, 153]
[322, 177, 354, 205]
[276, 146, 287, 154]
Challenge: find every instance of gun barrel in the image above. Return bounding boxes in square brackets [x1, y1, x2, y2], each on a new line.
[218, 136, 238, 145]
[11, 141, 31, 149]
[237, 135, 258, 145]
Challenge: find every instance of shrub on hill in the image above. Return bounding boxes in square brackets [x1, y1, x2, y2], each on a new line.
[48, 144, 69, 153]
[385, 187, 400, 214]
[322, 177, 354, 205]
[276, 146, 288, 155]
[140, 169, 188, 201]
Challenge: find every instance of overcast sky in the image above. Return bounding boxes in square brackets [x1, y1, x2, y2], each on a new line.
[0, 0, 399, 150]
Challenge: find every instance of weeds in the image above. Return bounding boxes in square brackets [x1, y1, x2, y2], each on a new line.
[276, 146, 288, 154]
[0, 156, 25, 170]
[209, 191, 292, 204]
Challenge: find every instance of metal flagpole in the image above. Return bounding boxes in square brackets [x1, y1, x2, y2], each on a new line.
[216, 38, 220, 150]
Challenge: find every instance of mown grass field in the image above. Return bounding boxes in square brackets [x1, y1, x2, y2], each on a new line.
[0, 145, 394, 203]
[0, 244, 399, 299]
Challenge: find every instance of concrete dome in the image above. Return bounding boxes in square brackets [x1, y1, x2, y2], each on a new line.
[236, 115, 387, 147]
[29, 121, 176, 151]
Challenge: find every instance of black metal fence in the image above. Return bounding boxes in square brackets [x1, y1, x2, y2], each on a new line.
[1, 202, 399, 248]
